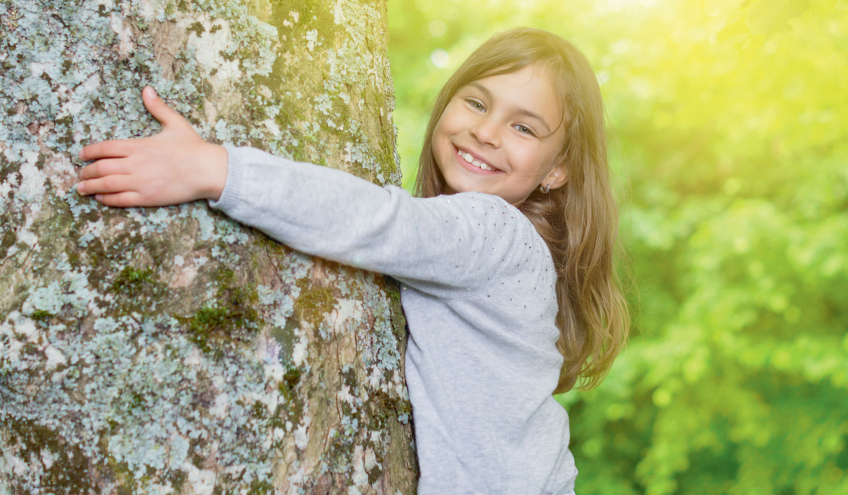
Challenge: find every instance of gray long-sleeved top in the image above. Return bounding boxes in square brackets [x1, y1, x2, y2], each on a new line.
[209, 146, 577, 494]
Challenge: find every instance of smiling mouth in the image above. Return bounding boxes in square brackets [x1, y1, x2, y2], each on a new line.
[455, 146, 500, 173]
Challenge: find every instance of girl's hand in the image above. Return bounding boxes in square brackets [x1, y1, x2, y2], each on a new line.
[76, 86, 228, 207]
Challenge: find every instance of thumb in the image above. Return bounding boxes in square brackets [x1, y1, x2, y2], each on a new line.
[142, 86, 185, 128]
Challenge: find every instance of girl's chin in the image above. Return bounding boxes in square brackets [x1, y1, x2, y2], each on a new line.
[444, 179, 491, 196]
[443, 178, 526, 205]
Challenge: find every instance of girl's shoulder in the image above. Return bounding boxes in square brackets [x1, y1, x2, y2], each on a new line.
[433, 191, 540, 243]
[423, 190, 523, 220]
[411, 190, 552, 287]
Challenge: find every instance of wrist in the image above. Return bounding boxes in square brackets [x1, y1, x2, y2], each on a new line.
[202, 143, 229, 201]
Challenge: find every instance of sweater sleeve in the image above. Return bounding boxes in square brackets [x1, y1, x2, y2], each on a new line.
[208, 145, 540, 295]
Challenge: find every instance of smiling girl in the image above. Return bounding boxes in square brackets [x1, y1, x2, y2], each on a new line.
[76, 27, 629, 494]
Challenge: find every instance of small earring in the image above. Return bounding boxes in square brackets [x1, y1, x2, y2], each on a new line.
[540, 183, 551, 194]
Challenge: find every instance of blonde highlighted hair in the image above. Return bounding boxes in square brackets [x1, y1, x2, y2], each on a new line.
[415, 27, 629, 393]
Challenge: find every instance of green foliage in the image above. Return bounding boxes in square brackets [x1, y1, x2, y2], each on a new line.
[388, 0, 848, 492]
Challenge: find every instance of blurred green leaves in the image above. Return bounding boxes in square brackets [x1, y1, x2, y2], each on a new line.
[388, 0, 848, 492]
[745, 0, 810, 36]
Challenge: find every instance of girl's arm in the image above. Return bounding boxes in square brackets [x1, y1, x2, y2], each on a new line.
[78, 88, 535, 294]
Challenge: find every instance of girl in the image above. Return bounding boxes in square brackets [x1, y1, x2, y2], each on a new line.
[76, 27, 629, 494]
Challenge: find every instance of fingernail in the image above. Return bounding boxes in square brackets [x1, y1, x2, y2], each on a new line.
[146, 86, 158, 99]
[77, 149, 83, 159]
[95, 194, 103, 201]
[77, 182, 84, 194]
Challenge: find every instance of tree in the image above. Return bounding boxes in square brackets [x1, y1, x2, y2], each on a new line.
[0, 0, 417, 493]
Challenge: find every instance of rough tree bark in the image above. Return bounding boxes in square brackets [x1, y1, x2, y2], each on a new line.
[0, 0, 418, 493]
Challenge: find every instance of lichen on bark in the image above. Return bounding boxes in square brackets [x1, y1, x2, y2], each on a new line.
[0, 0, 416, 493]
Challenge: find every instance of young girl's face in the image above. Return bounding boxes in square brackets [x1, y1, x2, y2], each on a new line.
[432, 63, 568, 206]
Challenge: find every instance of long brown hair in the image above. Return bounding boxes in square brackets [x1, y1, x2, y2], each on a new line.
[414, 27, 629, 394]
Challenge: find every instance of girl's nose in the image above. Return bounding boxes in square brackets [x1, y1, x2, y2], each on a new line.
[469, 115, 501, 148]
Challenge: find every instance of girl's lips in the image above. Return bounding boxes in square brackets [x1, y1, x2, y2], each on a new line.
[453, 145, 501, 175]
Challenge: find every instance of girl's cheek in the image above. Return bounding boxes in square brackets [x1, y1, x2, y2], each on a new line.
[431, 141, 448, 172]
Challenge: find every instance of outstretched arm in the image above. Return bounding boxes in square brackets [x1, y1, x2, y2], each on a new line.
[210, 145, 541, 294]
[77, 86, 228, 206]
[78, 88, 540, 294]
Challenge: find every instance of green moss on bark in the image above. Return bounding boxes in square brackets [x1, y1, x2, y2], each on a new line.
[179, 266, 260, 352]
[1, 417, 95, 493]
[294, 277, 336, 326]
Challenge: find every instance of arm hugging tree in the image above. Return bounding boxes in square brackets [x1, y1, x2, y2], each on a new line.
[0, 0, 417, 492]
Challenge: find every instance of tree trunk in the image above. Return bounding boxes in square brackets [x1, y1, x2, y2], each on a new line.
[0, 0, 417, 493]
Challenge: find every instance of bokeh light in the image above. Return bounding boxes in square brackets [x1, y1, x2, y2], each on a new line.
[429, 48, 450, 68]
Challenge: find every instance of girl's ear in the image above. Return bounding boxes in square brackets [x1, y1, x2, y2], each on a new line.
[543, 163, 569, 191]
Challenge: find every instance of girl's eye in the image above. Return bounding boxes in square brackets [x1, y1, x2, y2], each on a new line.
[515, 124, 536, 136]
[466, 99, 485, 111]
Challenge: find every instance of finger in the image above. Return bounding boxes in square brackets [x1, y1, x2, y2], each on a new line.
[142, 86, 187, 129]
[95, 191, 144, 208]
[79, 158, 131, 180]
[77, 175, 137, 196]
[79, 140, 136, 161]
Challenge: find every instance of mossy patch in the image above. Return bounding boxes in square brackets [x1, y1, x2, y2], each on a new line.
[284, 366, 301, 388]
[248, 479, 273, 495]
[109, 266, 166, 315]
[111, 266, 156, 295]
[268, 0, 338, 46]
[180, 267, 260, 352]
[103, 445, 144, 494]
[186, 21, 205, 36]
[251, 401, 267, 420]
[30, 309, 52, 322]
[275, 366, 305, 425]
[276, 365, 301, 403]
[293, 278, 336, 326]
[1, 417, 94, 493]
[0, 229, 16, 259]
[269, 317, 298, 364]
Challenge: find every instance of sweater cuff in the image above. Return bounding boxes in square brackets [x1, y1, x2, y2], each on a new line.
[207, 144, 245, 213]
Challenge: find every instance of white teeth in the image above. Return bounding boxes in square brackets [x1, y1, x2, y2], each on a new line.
[460, 150, 494, 171]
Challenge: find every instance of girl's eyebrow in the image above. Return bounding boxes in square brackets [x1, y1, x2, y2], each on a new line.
[468, 82, 552, 133]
